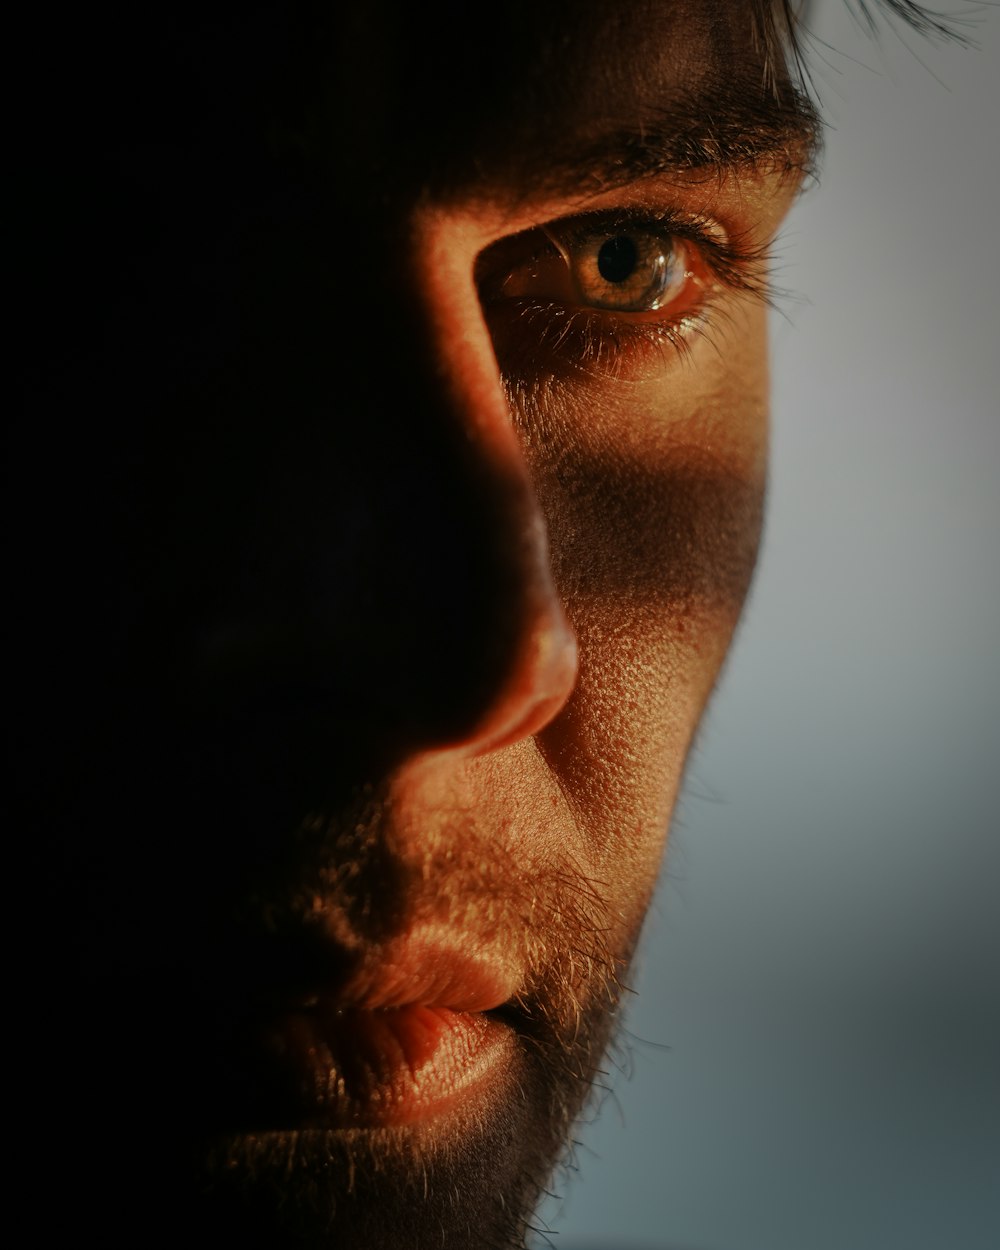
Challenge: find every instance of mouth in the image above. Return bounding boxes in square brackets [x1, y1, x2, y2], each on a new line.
[242, 942, 526, 1131]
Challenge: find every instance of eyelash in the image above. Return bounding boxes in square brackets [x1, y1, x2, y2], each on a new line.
[476, 208, 772, 377]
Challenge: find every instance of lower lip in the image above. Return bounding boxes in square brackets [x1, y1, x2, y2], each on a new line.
[267, 1003, 516, 1129]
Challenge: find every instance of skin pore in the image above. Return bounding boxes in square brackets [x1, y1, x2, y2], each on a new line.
[12, 2, 820, 1247]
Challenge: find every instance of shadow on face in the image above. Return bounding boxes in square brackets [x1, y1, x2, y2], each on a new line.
[9, 2, 808, 1246]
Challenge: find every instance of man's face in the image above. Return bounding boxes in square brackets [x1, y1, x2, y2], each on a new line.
[20, 1, 814, 1244]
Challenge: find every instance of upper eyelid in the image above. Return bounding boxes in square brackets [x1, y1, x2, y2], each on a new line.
[480, 153, 791, 234]
[549, 205, 727, 240]
[499, 205, 729, 253]
[478, 207, 716, 274]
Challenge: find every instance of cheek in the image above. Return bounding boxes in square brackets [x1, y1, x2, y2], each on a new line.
[524, 308, 770, 886]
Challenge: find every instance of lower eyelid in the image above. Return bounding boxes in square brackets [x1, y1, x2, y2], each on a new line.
[483, 294, 718, 382]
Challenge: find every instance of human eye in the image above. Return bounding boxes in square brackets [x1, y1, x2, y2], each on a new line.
[476, 208, 768, 379]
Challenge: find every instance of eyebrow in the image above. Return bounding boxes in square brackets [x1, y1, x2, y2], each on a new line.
[515, 82, 823, 201]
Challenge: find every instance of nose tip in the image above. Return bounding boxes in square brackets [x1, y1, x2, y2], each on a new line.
[456, 523, 579, 757]
[470, 615, 579, 755]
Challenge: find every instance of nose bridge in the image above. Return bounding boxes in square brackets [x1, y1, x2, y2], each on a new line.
[383, 217, 578, 756]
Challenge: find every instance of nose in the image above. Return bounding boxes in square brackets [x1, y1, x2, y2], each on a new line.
[372, 214, 580, 758]
[176, 205, 578, 773]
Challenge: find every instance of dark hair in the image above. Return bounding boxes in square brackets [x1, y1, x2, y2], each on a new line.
[752, 0, 969, 95]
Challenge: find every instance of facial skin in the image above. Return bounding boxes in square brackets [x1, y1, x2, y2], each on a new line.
[11, 1, 817, 1246]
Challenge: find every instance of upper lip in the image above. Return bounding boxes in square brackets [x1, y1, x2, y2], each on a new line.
[181, 922, 526, 1031]
[298, 933, 522, 1016]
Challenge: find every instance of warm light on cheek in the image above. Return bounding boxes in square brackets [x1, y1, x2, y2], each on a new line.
[533, 597, 741, 911]
[496, 292, 773, 474]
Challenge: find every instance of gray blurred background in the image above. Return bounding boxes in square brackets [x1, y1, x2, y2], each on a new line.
[534, 4, 999, 1248]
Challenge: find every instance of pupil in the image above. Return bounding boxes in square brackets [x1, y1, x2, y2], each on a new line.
[597, 235, 638, 284]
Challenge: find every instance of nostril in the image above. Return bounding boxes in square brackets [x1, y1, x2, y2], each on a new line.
[462, 603, 579, 757]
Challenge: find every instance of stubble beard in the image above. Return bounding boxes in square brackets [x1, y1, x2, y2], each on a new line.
[185, 783, 635, 1249]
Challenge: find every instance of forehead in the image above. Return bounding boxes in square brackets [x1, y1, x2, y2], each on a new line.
[318, 0, 785, 198]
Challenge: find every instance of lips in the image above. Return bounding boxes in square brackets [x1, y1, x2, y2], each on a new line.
[268, 1003, 515, 1128]
[255, 942, 523, 1129]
